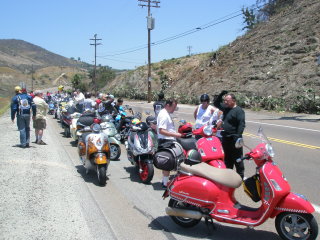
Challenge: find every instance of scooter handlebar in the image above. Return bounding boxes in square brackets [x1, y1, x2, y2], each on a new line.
[236, 154, 251, 163]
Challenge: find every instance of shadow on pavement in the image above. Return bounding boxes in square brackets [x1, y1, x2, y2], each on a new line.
[75, 165, 110, 187]
[149, 216, 281, 240]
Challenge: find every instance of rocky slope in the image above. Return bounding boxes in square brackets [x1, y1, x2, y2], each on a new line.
[107, 0, 320, 106]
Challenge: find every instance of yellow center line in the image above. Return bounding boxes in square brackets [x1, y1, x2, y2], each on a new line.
[243, 133, 320, 150]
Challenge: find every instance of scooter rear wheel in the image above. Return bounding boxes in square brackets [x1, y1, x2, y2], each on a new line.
[275, 212, 318, 240]
[168, 199, 201, 228]
[110, 144, 121, 160]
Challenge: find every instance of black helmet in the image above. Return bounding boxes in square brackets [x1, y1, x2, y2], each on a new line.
[85, 92, 91, 98]
[200, 94, 210, 103]
[146, 116, 157, 126]
[158, 92, 164, 100]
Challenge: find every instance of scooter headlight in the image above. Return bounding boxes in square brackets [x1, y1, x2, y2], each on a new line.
[203, 125, 213, 136]
[92, 124, 101, 132]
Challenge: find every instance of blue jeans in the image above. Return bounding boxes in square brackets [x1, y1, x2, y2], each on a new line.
[16, 114, 31, 146]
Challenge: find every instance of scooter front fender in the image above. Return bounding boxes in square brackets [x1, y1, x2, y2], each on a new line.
[108, 136, 121, 145]
[270, 192, 315, 218]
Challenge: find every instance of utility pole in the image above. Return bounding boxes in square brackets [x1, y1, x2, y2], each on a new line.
[187, 46, 192, 56]
[31, 65, 34, 91]
[138, 0, 160, 103]
[90, 34, 102, 95]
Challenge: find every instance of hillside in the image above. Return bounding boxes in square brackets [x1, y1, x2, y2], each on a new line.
[0, 39, 90, 71]
[0, 39, 91, 102]
[107, 0, 320, 113]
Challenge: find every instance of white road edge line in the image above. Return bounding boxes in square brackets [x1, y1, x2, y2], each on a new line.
[247, 120, 320, 133]
[312, 203, 320, 214]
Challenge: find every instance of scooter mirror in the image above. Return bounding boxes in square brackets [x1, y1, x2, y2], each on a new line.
[235, 138, 244, 148]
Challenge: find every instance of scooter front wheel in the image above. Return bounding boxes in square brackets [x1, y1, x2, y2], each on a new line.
[96, 165, 107, 186]
[275, 212, 318, 240]
[168, 199, 201, 228]
[138, 162, 154, 184]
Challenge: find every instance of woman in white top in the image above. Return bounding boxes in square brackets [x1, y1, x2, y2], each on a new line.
[194, 94, 223, 139]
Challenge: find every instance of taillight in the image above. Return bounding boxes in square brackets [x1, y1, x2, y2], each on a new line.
[94, 118, 101, 124]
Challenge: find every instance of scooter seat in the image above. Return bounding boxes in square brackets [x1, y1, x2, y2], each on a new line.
[78, 116, 95, 126]
[180, 162, 242, 189]
[176, 138, 197, 151]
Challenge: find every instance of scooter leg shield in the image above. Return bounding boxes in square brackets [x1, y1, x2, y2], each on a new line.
[270, 192, 315, 218]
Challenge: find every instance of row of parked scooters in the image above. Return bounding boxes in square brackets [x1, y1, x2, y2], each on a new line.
[48, 97, 318, 240]
[49, 96, 158, 186]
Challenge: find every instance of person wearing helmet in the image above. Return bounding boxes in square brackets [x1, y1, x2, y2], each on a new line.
[194, 94, 222, 139]
[58, 85, 64, 92]
[14, 86, 22, 94]
[11, 86, 37, 148]
[153, 92, 165, 118]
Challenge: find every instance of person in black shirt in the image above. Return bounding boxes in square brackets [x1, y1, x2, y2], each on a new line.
[214, 90, 245, 179]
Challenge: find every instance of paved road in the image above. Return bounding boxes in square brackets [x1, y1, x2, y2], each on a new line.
[0, 102, 319, 239]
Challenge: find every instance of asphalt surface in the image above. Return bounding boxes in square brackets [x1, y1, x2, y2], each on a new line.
[0, 102, 319, 240]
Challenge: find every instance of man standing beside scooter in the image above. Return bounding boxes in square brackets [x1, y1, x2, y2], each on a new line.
[214, 90, 246, 179]
[157, 99, 184, 188]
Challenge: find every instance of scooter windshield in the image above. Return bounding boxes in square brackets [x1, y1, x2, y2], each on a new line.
[257, 127, 275, 158]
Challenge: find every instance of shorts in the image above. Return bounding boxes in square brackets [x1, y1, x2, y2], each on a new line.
[33, 119, 46, 130]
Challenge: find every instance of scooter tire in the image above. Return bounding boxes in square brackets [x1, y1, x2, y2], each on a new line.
[64, 127, 71, 138]
[97, 165, 107, 186]
[110, 144, 121, 160]
[138, 162, 154, 184]
[168, 199, 201, 228]
[275, 212, 318, 240]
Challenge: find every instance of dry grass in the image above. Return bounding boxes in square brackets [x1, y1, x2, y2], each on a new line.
[0, 67, 18, 73]
[0, 97, 10, 116]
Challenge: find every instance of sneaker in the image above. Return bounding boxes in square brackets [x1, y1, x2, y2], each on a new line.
[37, 140, 47, 145]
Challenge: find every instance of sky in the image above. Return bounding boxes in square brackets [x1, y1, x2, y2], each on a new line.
[1, 0, 258, 70]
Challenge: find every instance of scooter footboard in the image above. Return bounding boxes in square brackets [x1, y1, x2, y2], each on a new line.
[270, 192, 315, 218]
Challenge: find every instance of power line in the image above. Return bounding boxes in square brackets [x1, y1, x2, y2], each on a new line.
[99, 3, 268, 57]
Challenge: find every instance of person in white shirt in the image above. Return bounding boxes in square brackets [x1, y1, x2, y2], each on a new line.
[194, 94, 223, 139]
[74, 89, 85, 112]
[83, 92, 95, 112]
[33, 90, 49, 145]
[157, 99, 184, 188]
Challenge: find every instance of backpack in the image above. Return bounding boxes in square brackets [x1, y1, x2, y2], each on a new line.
[17, 95, 31, 113]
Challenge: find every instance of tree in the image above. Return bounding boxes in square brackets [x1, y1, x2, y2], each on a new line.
[242, 7, 257, 30]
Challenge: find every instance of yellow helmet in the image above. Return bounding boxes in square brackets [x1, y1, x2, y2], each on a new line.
[14, 86, 22, 92]
[131, 118, 141, 125]
[58, 85, 64, 91]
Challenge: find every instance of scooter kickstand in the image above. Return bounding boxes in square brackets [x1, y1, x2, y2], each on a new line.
[205, 217, 216, 233]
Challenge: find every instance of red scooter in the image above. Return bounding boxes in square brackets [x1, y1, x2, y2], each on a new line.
[163, 127, 318, 240]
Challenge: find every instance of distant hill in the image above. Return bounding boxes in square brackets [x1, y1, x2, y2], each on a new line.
[0, 39, 92, 99]
[108, 0, 320, 113]
[0, 39, 90, 72]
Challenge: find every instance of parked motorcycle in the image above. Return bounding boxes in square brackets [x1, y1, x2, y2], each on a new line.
[100, 114, 122, 160]
[163, 127, 318, 240]
[48, 101, 56, 115]
[73, 112, 101, 143]
[125, 117, 155, 184]
[77, 123, 111, 186]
